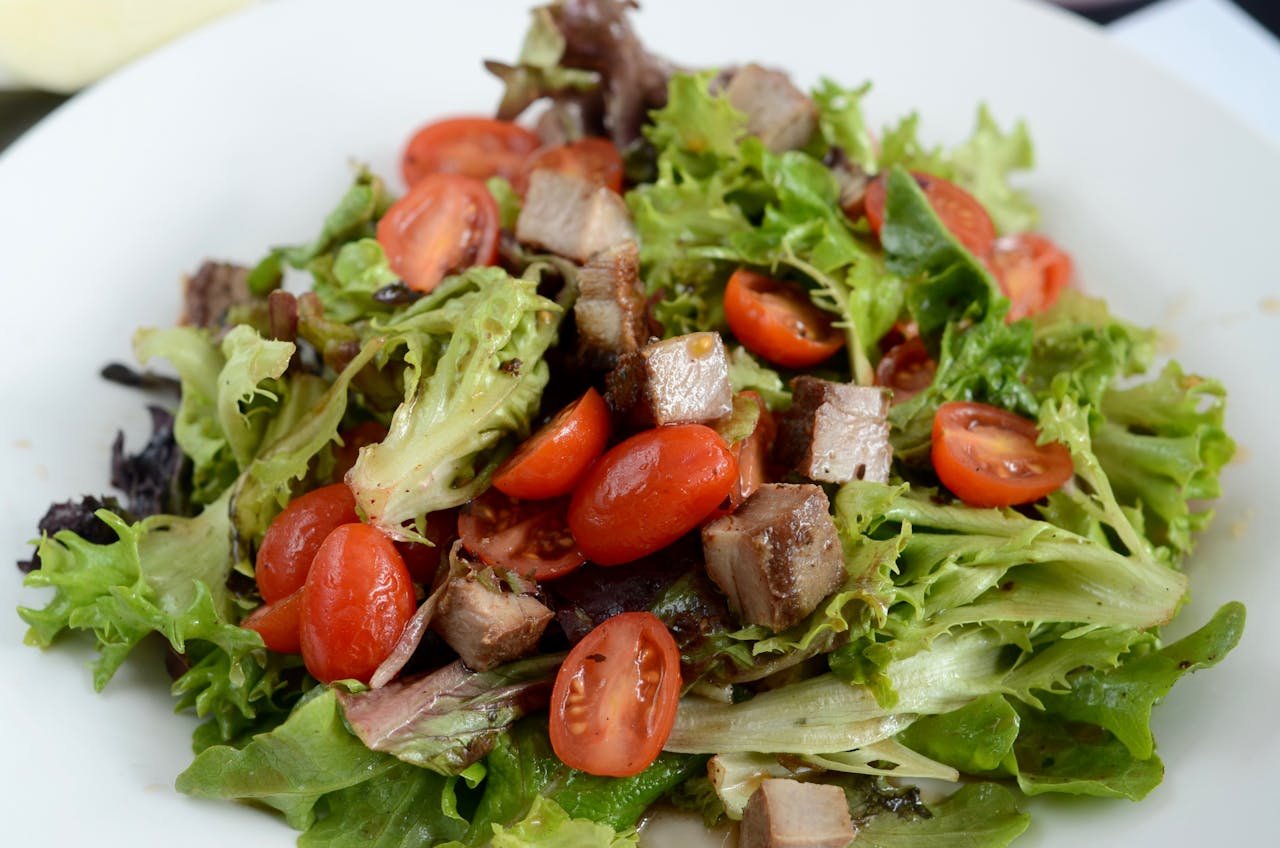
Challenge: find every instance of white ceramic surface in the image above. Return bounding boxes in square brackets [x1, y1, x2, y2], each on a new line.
[1, 0, 1277, 844]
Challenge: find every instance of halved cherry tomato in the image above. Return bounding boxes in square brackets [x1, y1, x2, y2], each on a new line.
[727, 391, 775, 508]
[401, 117, 540, 187]
[255, 483, 358, 603]
[988, 233, 1074, 322]
[864, 171, 996, 258]
[242, 587, 303, 654]
[723, 268, 845, 369]
[568, 424, 737, 565]
[493, 388, 612, 500]
[300, 523, 416, 684]
[458, 489, 586, 581]
[549, 611, 682, 777]
[376, 173, 499, 293]
[512, 137, 624, 195]
[333, 420, 389, 482]
[931, 401, 1073, 508]
[875, 336, 937, 404]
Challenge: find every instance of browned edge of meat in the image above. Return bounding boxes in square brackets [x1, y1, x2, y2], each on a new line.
[775, 376, 891, 484]
[701, 483, 843, 632]
[180, 261, 254, 329]
[605, 332, 733, 426]
[574, 240, 648, 371]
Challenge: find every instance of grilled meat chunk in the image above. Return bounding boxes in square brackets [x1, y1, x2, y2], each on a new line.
[740, 779, 857, 848]
[515, 170, 635, 263]
[776, 377, 891, 484]
[725, 64, 819, 153]
[701, 484, 843, 632]
[180, 261, 254, 329]
[574, 240, 648, 370]
[605, 332, 733, 426]
[431, 578, 553, 672]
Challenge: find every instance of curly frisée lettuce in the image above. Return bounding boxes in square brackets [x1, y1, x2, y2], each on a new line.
[14, 1, 1245, 846]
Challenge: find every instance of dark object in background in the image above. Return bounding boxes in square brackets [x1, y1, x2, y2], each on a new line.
[0, 91, 68, 152]
[111, 405, 187, 518]
[17, 495, 128, 573]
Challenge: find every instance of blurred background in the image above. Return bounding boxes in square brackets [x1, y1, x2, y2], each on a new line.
[1, 0, 1277, 152]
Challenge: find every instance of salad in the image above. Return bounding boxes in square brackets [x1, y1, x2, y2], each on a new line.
[15, 1, 1245, 846]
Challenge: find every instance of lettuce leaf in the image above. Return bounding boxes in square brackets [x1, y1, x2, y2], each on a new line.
[482, 797, 637, 848]
[348, 267, 562, 540]
[854, 783, 1029, 848]
[811, 78, 876, 171]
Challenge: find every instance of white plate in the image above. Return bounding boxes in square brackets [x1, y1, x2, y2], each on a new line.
[2, 0, 1277, 845]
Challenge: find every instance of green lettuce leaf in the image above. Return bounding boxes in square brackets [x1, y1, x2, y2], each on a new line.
[348, 267, 562, 540]
[897, 693, 1019, 774]
[483, 797, 637, 848]
[811, 78, 876, 171]
[855, 782, 1029, 848]
[726, 346, 791, 410]
[307, 238, 400, 324]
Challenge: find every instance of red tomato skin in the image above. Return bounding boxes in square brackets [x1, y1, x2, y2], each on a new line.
[989, 233, 1074, 322]
[568, 425, 737, 566]
[401, 117, 540, 186]
[300, 523, 417, 684]
[865, 171, 996, 258]
[512, 137, 625, 195]
[376, 173, 500, 294]
[255, 483, 358, 604]
[458, 490, 586, 581]
[493, 388, 613, 501]
[242, 588, 304, 654]
[549, 612, 682, 777]
[875, 336, 937, 404]
[723, 268, 844, 369]
[931, 401, 1074, 508]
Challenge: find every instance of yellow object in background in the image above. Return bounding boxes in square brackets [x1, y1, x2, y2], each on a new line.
[0, 0, 252, 92]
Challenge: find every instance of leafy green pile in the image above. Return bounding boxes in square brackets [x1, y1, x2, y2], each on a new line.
[14, 7, 1242, 848]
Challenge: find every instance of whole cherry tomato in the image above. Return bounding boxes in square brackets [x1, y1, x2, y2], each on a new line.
[931, 401, 1073, 508]
[492, 388, 612, 501]
[300, 523, 416, 684]
[568, 424, 737, 565]
[255, 483, 358, 604]
[549, 612, 682, 777]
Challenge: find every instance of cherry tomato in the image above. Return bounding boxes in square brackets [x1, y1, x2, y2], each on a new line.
[865, 171, 996, 258]
[931, 401, 1073, 508]
[493, 388, 612, 501]
[300, 523, 417, 684]
[727, 391, 775, 508]
[723, 268, 845, 369]
[401, 117, 540, 187]
[255, 483, 358, 604]
[458, 488, 586, 581]
[568, 424, 737, 566]
[241, 587, 303, 654]
[512, 137, 624, 195]
[376, 173, 499, 293]
[875, 336, 937, 404]
[332, 421, 389, 482]
[988, 233, 1074, 322]
[549, 611, 682, 777]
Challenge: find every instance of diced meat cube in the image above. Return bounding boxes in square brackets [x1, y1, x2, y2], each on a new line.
[574, 240, 649, 370]
[431, 578, 553, 671]
[725, 64, 819, 153]
[776, 377, 891, 484]
[515, 170, 635, 262]
[740, 779, 856, 848]
[181, 261, 254, 329]
[605, 332, 733, 426]
[701, 484, 844, 632]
